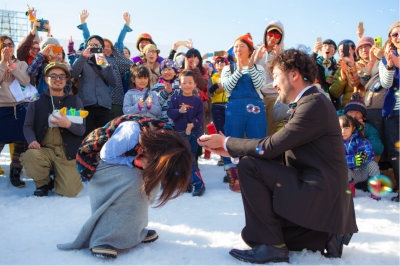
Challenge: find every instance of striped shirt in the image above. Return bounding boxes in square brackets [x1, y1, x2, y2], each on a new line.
[379, 60, 399, 111]
[221, 64, 266, 99]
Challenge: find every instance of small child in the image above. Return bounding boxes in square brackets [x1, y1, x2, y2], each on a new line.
[151, 59, 181, 125]
[339, 114, 381, 199]
[123, 65, 161, 118]
[167, 70, 205, 197]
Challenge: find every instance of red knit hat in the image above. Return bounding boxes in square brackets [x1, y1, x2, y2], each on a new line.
[136, 33, 155, 51]
[235, 33, 253, 48]
[213, 56, 229, 68]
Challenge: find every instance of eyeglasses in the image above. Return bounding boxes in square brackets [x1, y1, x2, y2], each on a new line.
[2, 43, 14, 48]
[31, 47, 40, 51]
[47, 73, 67, 80]
[391, 33, 399, 38]
[146, 50, 157, 54]
[267, 32, 281, 39]
[322, 44, 335, 49]
[88, 43, 102, 48]
[215, 59, 226, 64]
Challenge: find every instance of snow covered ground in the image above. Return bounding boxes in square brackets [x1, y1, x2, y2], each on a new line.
[0, 144, 399, 265]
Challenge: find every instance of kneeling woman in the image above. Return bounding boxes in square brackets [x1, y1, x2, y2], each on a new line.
[57, 115, 192, 259]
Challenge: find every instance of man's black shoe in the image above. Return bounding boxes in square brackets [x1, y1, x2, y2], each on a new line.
[391, 194, 399, 202]
[324, 234, 352, 258]
[229, 244, 289, 264]
[91, 244, 117, 258]
[33, 179, 54, 197]
[9, 168, 25, 188]
[142, 230, 158, 243]
[223, 174, 229, 183]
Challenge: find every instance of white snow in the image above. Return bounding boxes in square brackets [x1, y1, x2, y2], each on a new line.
[0, 144, 399, 265]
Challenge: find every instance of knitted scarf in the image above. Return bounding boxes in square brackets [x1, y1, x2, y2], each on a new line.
[76, 114, 173, 181]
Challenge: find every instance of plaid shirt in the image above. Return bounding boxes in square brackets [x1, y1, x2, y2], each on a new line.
[344, 130, 375, 170]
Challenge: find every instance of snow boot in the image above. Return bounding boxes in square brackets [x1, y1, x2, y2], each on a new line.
[33, 178, 54, 197]
[186, 183, 193, 193]
[324, 234, 352, 258]
[142, 230, 159, 243]
[9, 168, 25, 188]
[0, 166, 4, 175]
[217, 156, 224, 166]
[391, 156, 400, 202]
[191, 171, 205, 197]
[91, 244, 117, 259]
[223, 174, 229, 183]
[203, 149, 211, 159]
[349, 180, 355, 197]
[227, 167, 241, 193]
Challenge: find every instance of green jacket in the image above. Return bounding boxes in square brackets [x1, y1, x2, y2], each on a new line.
[365, 123, 384, 156]
[329, 68, 354, 110]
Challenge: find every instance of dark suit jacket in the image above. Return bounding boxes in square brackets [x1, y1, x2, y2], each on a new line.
[227, 86, 358, 234]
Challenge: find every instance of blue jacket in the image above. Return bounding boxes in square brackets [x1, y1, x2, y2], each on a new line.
[380, 50, 399, 118]
[344, 130, 375, 170]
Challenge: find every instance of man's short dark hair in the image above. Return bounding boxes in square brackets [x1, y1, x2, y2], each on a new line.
[179, 70, 197, 83]
[268, 49, 317, 85]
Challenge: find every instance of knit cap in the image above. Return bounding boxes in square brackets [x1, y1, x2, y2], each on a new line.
[344, 92, 367, 118]
[159, 59, 178, 73]
[338, 39, 356, 48]
[235, 33, 253, 48]
[86, 35, 105, 48]
[356, 37, 374, 57]
[40, 37, 60, 50]
[388, 20, 400, 37]
[136, 33, 155, 52]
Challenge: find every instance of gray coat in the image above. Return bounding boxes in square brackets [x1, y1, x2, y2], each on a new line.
[123, 88, 161, 118]
[71, 55, 117, 109]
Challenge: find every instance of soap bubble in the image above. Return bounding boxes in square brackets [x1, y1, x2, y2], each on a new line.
[357, 68, 366, 77]
[322, 59, 331, 68]
[26, 92, 40, 102]
[246, 104, 254, 112]
[253, 106, 261, 114]
[368, 175, 393, 197]
[256, 146, 264, 155]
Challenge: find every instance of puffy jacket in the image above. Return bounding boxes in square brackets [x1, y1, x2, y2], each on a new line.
[344, 130, 375, 170]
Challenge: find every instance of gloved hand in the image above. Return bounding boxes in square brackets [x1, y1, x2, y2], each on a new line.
[355, 151, 368, 166]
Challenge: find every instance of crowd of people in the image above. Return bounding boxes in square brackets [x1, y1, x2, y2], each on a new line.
[0, 6, 399, 262]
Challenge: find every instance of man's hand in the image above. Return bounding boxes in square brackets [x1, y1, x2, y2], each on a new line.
[357, 25, 364, 39]
[139, 98, 144, 108]
[186, 123, 193, 135]
[198, 131, 225, 149]
[79, 9, 89, 24]
[205, 146, 231, 157]
[123, 12, 130, 26]
[179, 104, 187, 113]
[28, 141, 41, 150]
[50, 114, 72, 128]
[355, 151, 368, 166]
[314, 42, 322, 54]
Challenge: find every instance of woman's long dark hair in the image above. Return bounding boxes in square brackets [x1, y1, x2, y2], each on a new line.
[339, 114, 366, 140]
[0, 36, 16, 61]
[181, 48, 205, 75]
[139, 128, 193, 207]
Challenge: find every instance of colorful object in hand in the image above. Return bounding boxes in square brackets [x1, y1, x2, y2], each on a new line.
[357, 68, 366, 77]
[368, 175, 393, 197]
[256, 146, 264, 155]
[95, 53, 110, 68]
[26, 92, 40, 102]
[60, 107, 67, 115]
[206, 123, 217, 134]
[58, 107, 89, 118]
[79, 110, 89, 118]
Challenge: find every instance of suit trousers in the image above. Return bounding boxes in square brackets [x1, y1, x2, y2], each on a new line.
[237, 156, 329, 252]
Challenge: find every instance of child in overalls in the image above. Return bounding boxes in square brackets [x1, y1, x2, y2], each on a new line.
[221, 33, 267, 192]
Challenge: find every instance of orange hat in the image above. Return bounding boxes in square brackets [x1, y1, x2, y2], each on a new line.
[235, 33, 253, 48]
[136, 33, 155, 51]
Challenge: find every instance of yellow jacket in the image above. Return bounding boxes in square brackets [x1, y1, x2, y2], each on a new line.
[211, 73, 228, 104]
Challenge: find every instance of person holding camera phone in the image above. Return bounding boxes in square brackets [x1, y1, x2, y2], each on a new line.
[70, 35, 117, 138]
[329, 40, 360, 109]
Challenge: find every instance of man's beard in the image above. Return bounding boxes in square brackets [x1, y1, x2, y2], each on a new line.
[279, 83, 294, 104]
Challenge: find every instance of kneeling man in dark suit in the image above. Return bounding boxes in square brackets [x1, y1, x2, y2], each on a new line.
[198, 49, 358, 264]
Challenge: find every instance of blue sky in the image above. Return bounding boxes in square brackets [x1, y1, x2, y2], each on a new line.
[2, 0, 399, 57]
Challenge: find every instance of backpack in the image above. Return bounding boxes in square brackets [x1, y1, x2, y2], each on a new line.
[364, 73, 384, 107]
[76, 114, 173, 181]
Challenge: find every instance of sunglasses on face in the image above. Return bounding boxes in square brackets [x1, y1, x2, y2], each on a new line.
[391, 33, 399, 38]
[88, 43, 102, 48]
[267, 32, 281, 39]
[47, 73, 67, 80]
[215, 59, 226, 64]
[2, 43, 14, 48]
[31, 47, 40, 51]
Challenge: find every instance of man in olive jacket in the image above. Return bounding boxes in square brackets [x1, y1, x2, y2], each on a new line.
[199, 49, 357, 264]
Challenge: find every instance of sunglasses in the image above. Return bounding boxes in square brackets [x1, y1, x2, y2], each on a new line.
[88, 43, 102, 48]
[31, 47, 40, 51]
[47, 73, 67, 80]
[215, 59, 226, 64]
[2, 43, 14, 48]
[267, 32, 281, 39]
[391, 33, 399, 38]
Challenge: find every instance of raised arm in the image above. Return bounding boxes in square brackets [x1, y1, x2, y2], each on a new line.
[114, 12, 133, 53]
[77, 10, 90, 47]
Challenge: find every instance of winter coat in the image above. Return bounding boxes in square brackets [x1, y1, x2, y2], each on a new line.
[70, 55, 118, 109]
[329, 68, 356, 109]
[209, 72, 228, 104]
[0, 59, 30, 107]
[123, 88, 161, 118]
[151, 77, 181, 124]
[365, 123, 384, 156]
[254, 20, 285, 98]
[344, 130, 375, 170]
